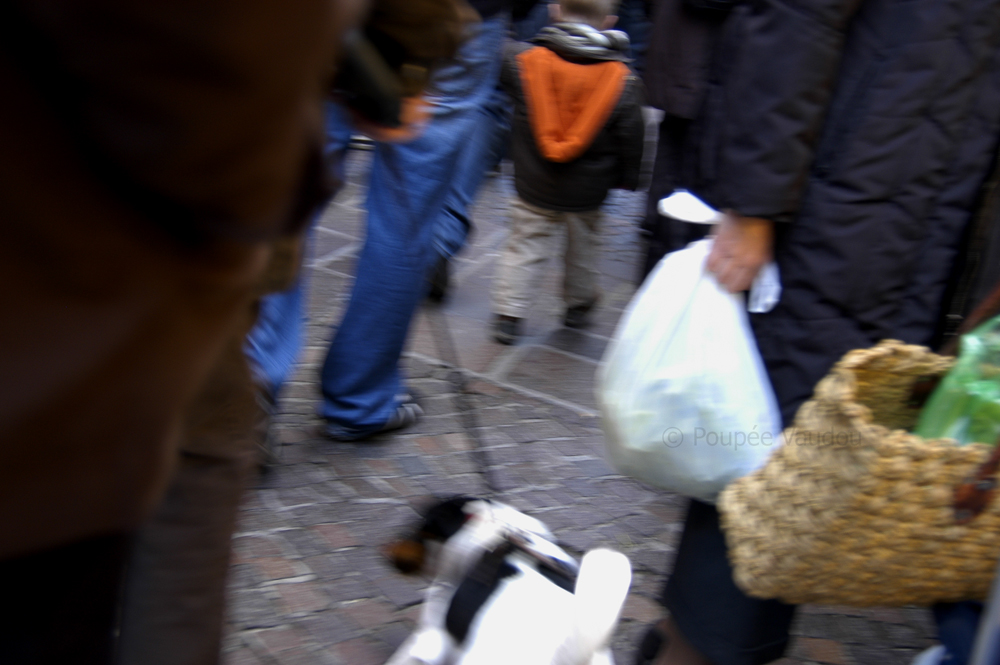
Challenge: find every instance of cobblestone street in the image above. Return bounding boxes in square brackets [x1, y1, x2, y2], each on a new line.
[222, 146, 936, 665]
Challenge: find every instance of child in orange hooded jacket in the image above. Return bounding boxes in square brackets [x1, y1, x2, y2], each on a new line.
[491, 0, 644, 344]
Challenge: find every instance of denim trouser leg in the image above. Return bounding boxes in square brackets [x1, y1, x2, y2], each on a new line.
[430, 14, 510, 259]
[245, 273, 306, 396]
[320, 16, 508, 434]
[244, 102, 353, 398]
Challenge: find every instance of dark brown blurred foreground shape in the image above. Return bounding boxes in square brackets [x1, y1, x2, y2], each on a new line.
[0, 2, 361, 662]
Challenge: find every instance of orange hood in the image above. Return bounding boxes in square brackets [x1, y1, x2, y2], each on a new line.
[517, 46, 629, 163]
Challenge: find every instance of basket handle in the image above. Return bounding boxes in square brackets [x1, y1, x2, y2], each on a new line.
[938, 282, 1000, 357]
[954, 437, 1000, 524]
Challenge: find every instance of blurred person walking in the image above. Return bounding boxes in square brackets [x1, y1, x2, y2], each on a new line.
[319, 0, 525, 441]
[0, 0, 351, 662]
[490, 0, 645, 344]
[632, 0, 1000, 664]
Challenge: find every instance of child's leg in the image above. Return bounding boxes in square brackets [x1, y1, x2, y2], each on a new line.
[563, 208, 602, 310]
[492, 198, 560, 319]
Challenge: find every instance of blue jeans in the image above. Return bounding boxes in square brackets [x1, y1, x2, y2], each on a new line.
[430, 15, 512, 259]
[320, 15, 508, 435]
[245, 272, 307, 396]
[245, 103, 353, 397]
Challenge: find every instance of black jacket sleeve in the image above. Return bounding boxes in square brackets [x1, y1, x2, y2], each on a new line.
[708, 0, 864, 222]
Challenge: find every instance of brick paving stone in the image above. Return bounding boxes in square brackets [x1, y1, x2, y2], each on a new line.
[865, 608, 909, 624]
[561, 478, 602, 498]
[339, 598, 398, 629]
[327, 636, 395, 665]
[229, 589, 285, 630]
[338, 477, 387, 499]
[370, 575, 425, 609]
[880, 622, 931, 648]
[312, 523, 360, 550]
[280, 528, 331, 558]
[573, 457, 617, 477]
[849, 646, 924, 665]
[229, 563, 264, 589]
[422, 474, 488, 496]
[414, 435, 446, 455]
[253, 557, 311, 581]
[233, 534, 287, 560]
[222, 647, 267, 665]
[320, 575, 373, 602]
[374, 622, 415, 652]
[796, 637, 854, 665]
[440, 432, 474, 451]
[360, 457, 403, 477]
[395, 455, 433, 476]
[437, 453, 476, 477]
[555, 529, 600, 553]
[274, 581, 332, 615]
[296, 647, 348, 665]
[249, 625, 309, 655]
[298, 611, 365, 645]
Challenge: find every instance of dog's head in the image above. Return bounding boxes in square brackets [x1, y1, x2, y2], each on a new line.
[386, 495, 481, 574]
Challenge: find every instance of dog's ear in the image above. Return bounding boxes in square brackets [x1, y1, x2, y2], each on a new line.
[384, 539, 426, 574]
[386, 496, 481, 574]
[421, 495, 478, 541]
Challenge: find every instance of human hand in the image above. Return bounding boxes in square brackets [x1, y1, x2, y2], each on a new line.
[706, 214, 774, 293]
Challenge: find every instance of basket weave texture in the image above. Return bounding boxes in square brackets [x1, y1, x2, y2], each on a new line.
[718, 340, 1000, 607]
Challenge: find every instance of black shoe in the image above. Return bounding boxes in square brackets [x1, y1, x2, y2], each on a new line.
[564, 299, 597, 328]
[427, 255, 450, 302]
[634, 622, 669, 665]
[493, 315, 521, 345]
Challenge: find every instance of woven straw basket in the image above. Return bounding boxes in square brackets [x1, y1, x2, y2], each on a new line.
[718, 339, 1000, 607]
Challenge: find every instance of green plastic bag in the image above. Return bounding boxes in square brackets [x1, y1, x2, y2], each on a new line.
[915, 314, 1000, 446]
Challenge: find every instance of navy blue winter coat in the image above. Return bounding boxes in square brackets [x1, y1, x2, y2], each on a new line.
[687, 0, 1000, 424]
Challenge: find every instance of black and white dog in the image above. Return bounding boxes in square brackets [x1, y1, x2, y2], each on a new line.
[385, 496, 632, 665]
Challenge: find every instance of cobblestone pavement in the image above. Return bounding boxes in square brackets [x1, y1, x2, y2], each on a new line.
[222, 145, 936, 665]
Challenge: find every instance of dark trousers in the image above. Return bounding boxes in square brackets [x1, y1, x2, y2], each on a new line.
[663, 500, 796, 665]
[116, 328, 260, 665]
[1, 533, 131, 664]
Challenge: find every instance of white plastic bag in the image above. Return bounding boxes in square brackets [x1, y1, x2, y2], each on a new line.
[596, 240, 782, 503]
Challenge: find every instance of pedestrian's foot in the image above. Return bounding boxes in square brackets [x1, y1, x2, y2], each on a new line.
[427, 255, 450, 303]
[493, 314, 521, 345]
[634, 619, 669, 665]
[564, 299, 598, 328]
[323, 400, 423, 442]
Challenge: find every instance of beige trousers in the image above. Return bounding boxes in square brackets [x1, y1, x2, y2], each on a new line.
[492, 197, 601, 319]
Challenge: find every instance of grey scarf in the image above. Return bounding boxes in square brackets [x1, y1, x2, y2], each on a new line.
[533, 23, 631, 63]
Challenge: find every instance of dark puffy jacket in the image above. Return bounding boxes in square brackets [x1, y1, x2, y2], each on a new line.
[688, 0, 1000, 424]
[502, 30, 646, 212]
